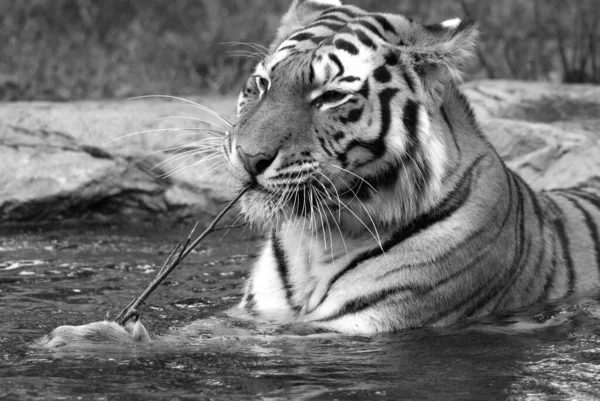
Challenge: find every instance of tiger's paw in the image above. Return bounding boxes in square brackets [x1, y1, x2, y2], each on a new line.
[37, 316, 151, 348]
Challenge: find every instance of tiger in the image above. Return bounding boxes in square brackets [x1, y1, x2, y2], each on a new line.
[39, 0, 600, 346]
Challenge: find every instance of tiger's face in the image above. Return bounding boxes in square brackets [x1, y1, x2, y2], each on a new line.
[224, 0, 477, 233]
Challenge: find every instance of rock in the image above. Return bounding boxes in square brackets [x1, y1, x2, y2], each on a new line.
[0, 97, 237, 224]
[1, 81, 599, 223]
[463, 80, 600, 190]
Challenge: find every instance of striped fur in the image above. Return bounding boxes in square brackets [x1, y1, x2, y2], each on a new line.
[225, 0, 600, 334]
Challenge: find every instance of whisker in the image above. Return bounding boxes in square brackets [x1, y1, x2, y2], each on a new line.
[351, 193, 383, 248]
[155, 144, 218, 165]
[326, 163, 379, 194]
[221, 41, 269, 55]
[329, 182, 383, 250]
[312, 180, 349, 262]
[150, 138, 222, 155]
[129, 95, 233, 127]
[194, 160, 227, 180]
[152, 148, 219, 166]
[225, 51, 264, 61]
[108, 127, 221, 144]
[315, 171, 344, 220]
[313, 187, 334, 256]
[164, 157, 225, 180]
[174, 130, 226, 138]
[403, 152, 428, 195]
[160, 153, 222, 178]
[192, 161, 227, 182]
[158, 116, 229, 131]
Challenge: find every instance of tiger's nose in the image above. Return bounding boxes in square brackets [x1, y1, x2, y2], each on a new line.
[237, 148, 277, 177]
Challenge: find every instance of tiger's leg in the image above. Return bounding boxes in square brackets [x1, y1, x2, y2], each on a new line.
[37, 315, 150, 348]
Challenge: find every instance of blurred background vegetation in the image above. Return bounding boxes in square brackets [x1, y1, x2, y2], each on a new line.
[1, 0, 598, 101]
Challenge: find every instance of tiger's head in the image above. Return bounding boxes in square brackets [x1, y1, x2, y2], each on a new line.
[224, 0, 478, 234]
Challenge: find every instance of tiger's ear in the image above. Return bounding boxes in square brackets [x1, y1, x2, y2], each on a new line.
[270, 0, 342, 52]
[407, 19, 478, 98]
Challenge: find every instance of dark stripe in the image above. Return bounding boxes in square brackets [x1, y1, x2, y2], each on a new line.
[356, 20, 385, 41]
[309, 36, 331, 45]
[321, 229, 516, 324]
[307, 2, 339, 13]
[355, 29, 376, 49]
[477, 174, 535, 314]
[307, 21, 345, 31]
[422, 173, 522, 324]
[440, 105, 459, 153]
[373, 65, 391, 83]
[339, 75, 360, 83]
[243, 291, 256, 313]
[455, 90, 480, 132]
[516, 174, 548, 300]
[333, 131, 345, 141]
[377, 164, 515, 281]
[385, 52, 398, 65]
[309, 63, 315, 84]
[515, 173, 545, 221]
[270, 170, 307, 181]
[387, 166, 519, 322]
[334, 39, 359, 55]
[424, 23, 446, 33]
[545, 196, 576, 296]
[566, 188, 600, 213]
[328, 53, 344, 77]
[312, 155, 486, 314]
[288, 32, 314, 42]
[402, 99, 420, 152]
[316, 286, 405, 322]
[271, 232, 299, 311]
[277, 45, 296, 52]
[340, 107, 363, 124]
[318, 136, 334, 157]
[340, 87, 397, 164]
[562, 192, 600, 276]
[537, 231, 559, 303]
[377, 88, 399, 149]
[320, 7, 358, 19]
[497, 171, 530, 296]
[421, 264, 506, 326]
[371, 14, 397, 34]
[359, 161, 400, 195]
[358, 79, 370, 98]
[318, 14, 348, 24]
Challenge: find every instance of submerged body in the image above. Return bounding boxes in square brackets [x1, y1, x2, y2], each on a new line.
[41, 0, 600, 346]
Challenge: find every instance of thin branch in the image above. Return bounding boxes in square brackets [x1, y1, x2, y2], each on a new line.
[212, 223, 248, 232]
[114, 185, 251, 326]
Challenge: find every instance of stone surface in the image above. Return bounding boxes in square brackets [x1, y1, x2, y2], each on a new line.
[1, 81, 599, 223]
[464, 80, 600, 190]
[0, 96, 236, 224]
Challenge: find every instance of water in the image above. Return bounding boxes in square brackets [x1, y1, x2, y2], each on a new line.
[1, 224, 600, 400]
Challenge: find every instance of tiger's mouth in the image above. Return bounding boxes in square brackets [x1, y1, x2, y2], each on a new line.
[243, 178, 374, 227]
[240, 179, 336, 226]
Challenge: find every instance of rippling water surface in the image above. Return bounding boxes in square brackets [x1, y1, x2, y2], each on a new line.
[1, 223, 600, 400]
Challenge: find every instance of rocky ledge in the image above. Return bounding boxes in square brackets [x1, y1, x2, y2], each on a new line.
[1, 81, 599, 224]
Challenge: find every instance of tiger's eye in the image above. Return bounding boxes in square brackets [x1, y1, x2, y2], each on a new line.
[320, 90, 346, 103]
[256, 77, 269, 91]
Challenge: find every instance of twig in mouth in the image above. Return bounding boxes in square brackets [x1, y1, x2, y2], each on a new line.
[114, 185, 251, 326]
